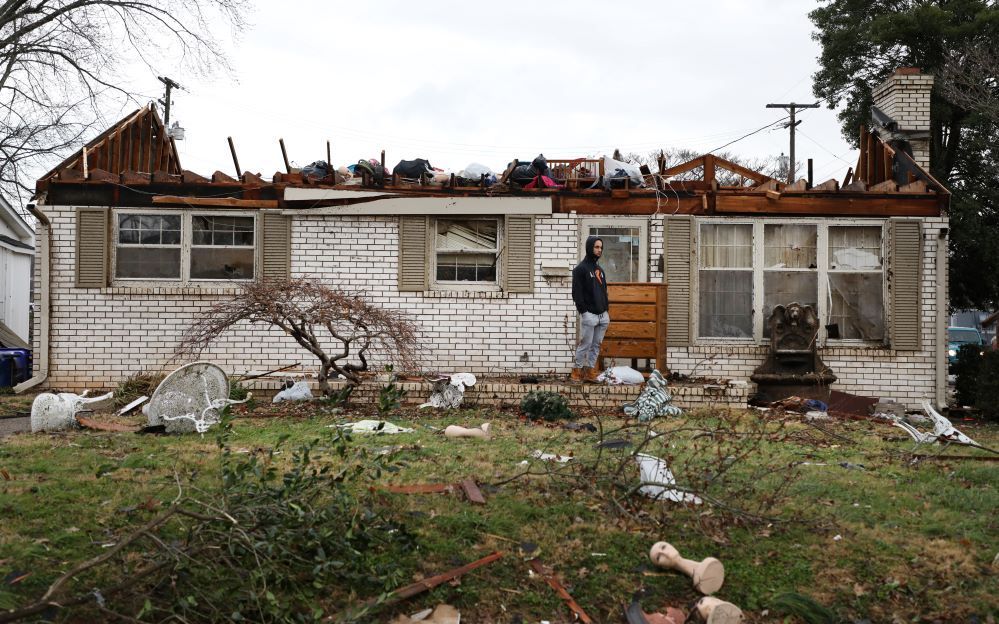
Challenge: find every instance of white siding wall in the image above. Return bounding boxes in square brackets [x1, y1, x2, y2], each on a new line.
[33, 206, 945, 408]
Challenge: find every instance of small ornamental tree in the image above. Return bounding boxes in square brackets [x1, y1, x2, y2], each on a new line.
[178, 278, 422, 394]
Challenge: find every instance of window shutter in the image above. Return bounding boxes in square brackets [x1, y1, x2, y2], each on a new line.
[398, 216, 428, 292]
[889, 218, 922, 350]
[664, 216, 693, 346]
[260, 212, 291, 279]
[75, 208, 109, 288]
[504, 215, 534, 293]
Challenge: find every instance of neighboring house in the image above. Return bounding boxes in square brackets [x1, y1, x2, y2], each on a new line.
[21, 69, 951, 408]
[0, 195, 35, 346]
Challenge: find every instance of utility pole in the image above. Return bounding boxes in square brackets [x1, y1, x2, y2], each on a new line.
[765, 102, 819, 183]
[157, 76, 183, 125]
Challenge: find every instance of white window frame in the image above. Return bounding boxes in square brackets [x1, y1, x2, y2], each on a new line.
[112, 210, 258, 285]
[579, 217, 649, 282]
[694, 217, 887, 346]
[430, 216, 503, 292]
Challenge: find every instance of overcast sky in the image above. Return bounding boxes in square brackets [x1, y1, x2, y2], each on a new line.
[121, 0, 858, 184]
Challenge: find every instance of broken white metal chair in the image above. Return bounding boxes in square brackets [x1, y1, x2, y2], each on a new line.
[144, 362, 250, 434]
[30, 390, 114, 433]
[420, 372, 476, 409]
[888, 400, 978, 447]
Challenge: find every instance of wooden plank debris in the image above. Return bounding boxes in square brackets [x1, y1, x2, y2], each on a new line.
[460, 478, 486, 505]
[528, 558, 594, 624]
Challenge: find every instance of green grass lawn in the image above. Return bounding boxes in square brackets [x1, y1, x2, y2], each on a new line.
[0, 395, 996, 623]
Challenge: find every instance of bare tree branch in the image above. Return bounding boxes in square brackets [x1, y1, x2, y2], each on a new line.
[176, 277, 425, 394]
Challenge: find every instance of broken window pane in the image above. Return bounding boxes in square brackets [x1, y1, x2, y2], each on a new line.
[436, 253, 497, 282]
[828, 273, 885, 340]
[587, 226, 641, 282]
[192, 216, 255, 247]
[435, 219, 499, 284]
[764, 224, 816, 269]
[699, 270, 753, 338]
[118, 213, 180, 245]
[829, 226, 882, 270]
[436, 219, 498, 251]
[700, 224, 752, 268]
[763, 271, 817, 337]
[116, 213, 182, 279]
[115, 247, 181, 279]
[190, 248, 255, 280]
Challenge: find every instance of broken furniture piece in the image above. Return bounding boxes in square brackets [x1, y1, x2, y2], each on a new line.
[625, 600, 686, 624]
[889, 400, 979, 447]
[751, 303, 836, 403]
[444, 422, 491, 439]
[390, 604, 460, 624]
[143, 362, 250, 434]
[649, 541, 725, 594]
[30, 391, 114, 432]
[635, 454, 702, 504]
[419, 372, 476, 409]
[694, 596, 744, 624]
[337, 420, 414, 434]
[622, 370, 682, 422]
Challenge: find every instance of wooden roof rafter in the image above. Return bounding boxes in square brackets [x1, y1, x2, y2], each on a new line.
[37, 105, 183, 193]
[659, 153, 772, 187]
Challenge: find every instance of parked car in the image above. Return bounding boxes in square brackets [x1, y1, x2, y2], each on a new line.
[947, 326, 985, 365]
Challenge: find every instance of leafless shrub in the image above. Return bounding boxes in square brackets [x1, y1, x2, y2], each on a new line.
[177, 278, 423, 394]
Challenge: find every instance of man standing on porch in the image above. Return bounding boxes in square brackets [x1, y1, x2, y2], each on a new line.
[572, 236, 610, 382]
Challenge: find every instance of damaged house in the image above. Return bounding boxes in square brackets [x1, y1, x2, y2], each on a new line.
[20, 69, 949, 409]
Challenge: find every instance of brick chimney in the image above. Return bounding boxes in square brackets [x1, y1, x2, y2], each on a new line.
[871, 67, 934, 170]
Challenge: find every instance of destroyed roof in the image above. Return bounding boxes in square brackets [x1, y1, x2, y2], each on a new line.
[37, 105, 182, 189]
[34, 109, 949, 218]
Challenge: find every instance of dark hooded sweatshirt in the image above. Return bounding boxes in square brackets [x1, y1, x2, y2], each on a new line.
[572, 236, 609, 315]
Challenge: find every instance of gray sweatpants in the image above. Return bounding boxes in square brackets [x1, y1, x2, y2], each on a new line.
[575, 311, 610, 368]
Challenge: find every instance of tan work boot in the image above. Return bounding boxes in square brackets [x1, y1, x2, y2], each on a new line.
[585, 367, 602, 383]
[570, 367, 585, 383]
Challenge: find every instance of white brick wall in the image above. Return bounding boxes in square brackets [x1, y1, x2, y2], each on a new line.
[872, 71, 934, 170]
[33, 207, 946, 408]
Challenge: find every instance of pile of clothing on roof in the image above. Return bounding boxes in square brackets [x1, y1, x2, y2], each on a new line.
[293, 151, 650, 190]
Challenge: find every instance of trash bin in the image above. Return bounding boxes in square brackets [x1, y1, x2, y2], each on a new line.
[0, 348, 31, 386]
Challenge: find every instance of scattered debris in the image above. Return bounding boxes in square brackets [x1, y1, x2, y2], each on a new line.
[694, 596, 744, 624]
[385, 483, 454, 494]
[562, 421, 597, 433]
[888, 400, 981, 447]
[623, 370, 682, 422]
[336, 420, 414, 434]
[143, 362, 250, 434]
[116, 396, 148, 416]
[272, 380, 313, 403]
[390, 604, 460, 624]
[804, 410, 831, 421]
[531, 450, 573, 463]
[444, 423, 491, 439]
[527, 558, 594, 624]
[595, 438, 632, 449]
[827, 389, 878, 417]
[30, 391, 114, 433]
[460, 478, 486, 505]
[636, 454, 702, 504]
[649, 542, 724, 594]
[597, 366, 645, 385]
[341, 552, 502, 619]
[419, 373, 476, 409]
[625, 600, 686, 624]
